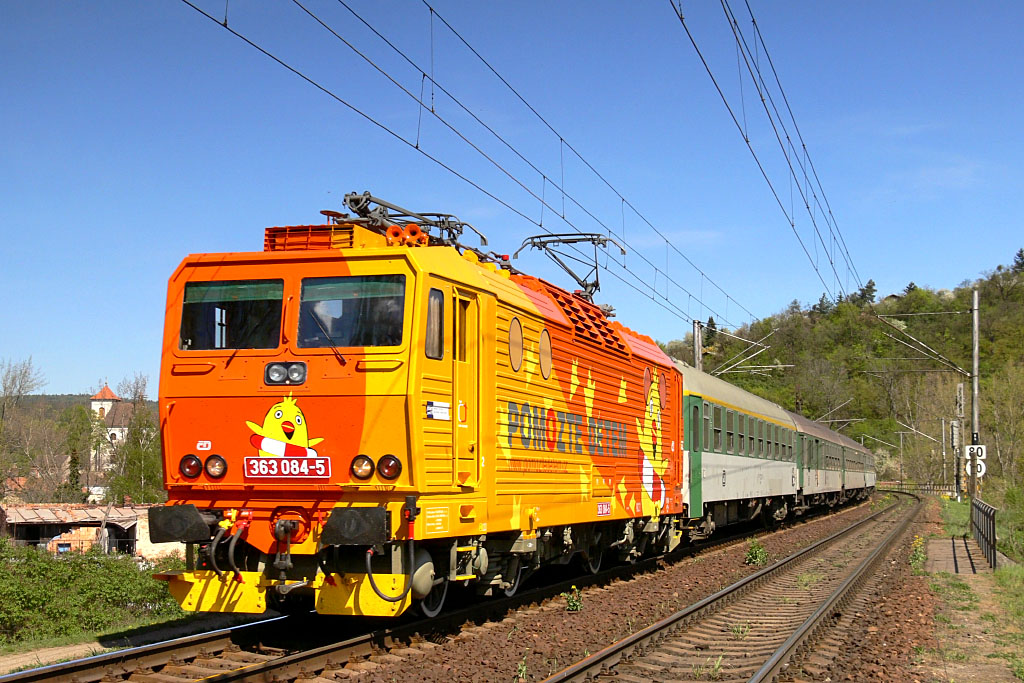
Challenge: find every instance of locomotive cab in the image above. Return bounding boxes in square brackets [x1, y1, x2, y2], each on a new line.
[151, 217, 459, 615]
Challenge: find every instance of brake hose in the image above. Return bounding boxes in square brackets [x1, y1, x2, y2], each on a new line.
[365, 538, 414, 602]
[365, 496, 419, 603]
[207, 526, 226, 581]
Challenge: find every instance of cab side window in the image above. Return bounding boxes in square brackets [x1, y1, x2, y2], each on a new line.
[425, 288, 444, 359]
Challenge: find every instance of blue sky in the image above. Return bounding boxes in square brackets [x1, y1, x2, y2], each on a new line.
[2, 1, 1021, 395]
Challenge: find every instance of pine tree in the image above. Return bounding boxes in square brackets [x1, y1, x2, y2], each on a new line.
[812, 293, 834, 315]
[705, 316, 718, 344]
[1013, 247, 1024, 274]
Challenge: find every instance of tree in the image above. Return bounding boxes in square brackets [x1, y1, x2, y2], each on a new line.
[107, 374, 164, 504]
[1, 358, 45, 437]
[1013, 247, 1024, 274]
[659, 338, 690, 362]
[705, 317, 718, 344]
[55, 405, 104, 502]
[847, 279, 877, 307]
[1, 358, 45, 499]
[904, 281, 918, 295]
[811, 293, 835, 316]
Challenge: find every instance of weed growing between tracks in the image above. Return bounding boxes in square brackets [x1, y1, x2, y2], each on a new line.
[743, 538, 768, 566]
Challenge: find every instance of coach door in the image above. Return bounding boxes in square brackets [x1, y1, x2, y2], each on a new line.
[452, 289, 480, 488]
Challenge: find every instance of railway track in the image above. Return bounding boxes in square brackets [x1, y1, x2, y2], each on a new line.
[1, 498, 881, 683]
[542, 493, 920, 682]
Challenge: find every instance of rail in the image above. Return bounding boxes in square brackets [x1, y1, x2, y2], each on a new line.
[541, 495, 912, 683]
[971, 498, 998, 569]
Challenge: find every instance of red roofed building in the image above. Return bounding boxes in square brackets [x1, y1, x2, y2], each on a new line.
[89, 385, 136, 495]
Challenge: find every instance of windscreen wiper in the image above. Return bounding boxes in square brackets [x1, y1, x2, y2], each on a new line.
[306, 308, 347, 366]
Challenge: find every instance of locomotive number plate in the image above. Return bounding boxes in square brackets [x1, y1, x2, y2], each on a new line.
[244, 457, 331, 479]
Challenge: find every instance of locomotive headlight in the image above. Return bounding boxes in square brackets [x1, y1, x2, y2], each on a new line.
[287, 362, 307, 383]
[266, 363, 288, 383]
[179, 454, 202, 478]
[350, 455, 375, 480]
[204, 454, 227, 479]
[377, 454, 402, 480]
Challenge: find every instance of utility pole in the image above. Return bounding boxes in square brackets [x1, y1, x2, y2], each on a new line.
[693, 319, 703, 373]
[941, 417, 946, 488]
[970, 288, 980, 498]
[950, 419, 961, 501]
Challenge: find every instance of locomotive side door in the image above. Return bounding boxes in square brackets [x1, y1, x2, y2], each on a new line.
[452, 289, 480, 488]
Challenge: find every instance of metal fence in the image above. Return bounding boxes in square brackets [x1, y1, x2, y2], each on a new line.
[877, 481, 957, 496]
[971, 498, 998, 569]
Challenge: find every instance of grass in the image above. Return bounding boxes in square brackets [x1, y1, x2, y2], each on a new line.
[930, 573, 978, 611]
[994, 564, 1024, 679]
[795, 572, 823, 590]
[939, 498, 970, 537]
[909, 534, 927, 572]
[729, 622, 751, 640]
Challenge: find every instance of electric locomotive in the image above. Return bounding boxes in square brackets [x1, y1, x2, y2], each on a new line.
[148, 192, 873, 617]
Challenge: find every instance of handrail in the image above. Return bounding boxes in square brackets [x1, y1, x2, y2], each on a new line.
[970, 498, 998, 569]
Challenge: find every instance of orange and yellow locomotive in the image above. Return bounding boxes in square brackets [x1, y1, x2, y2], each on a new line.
[150, 192, 686, 617]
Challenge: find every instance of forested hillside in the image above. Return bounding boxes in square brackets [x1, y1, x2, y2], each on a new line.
[660, 249, 1024, 502]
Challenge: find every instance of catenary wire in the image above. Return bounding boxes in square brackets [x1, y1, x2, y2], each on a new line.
[293, 0, 726, 326]
[421, 1, 757, 325]
[668, 0, 836, 300]
[721, 0, 862, 295]
[741, 0, 862, 288]
[178, 0, 700, 326]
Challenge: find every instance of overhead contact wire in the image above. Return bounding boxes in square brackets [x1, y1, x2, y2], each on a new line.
[422, 1, 756, 324]
[669, 0, 834, 300]
[180, 0, 701, 325]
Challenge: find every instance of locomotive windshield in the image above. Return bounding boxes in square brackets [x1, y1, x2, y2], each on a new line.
[298, 275, 405, 348]
[179, 279, 283, 350]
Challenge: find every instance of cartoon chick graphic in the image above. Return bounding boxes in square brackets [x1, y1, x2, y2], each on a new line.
[636, 369, 668, 515]
[247, 394, 324, 457]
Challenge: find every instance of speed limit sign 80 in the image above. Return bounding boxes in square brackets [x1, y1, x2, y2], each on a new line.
[966, 445, 987, 461]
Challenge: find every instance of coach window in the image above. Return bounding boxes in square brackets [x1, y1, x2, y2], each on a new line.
[425, 289, 444, 359]
[539, 328, 552, 379]
[508, 317, 523, 371]
[713, 406, 723, 452]
[736, 414, 745, 455]
[773, 425, 780, 460]
[726, 411, 734, 454]
[703, 402, 711, 451]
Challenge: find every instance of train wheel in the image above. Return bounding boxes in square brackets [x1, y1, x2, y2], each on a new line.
[416, 577, 449, 618]
[584, 547, 603, 574]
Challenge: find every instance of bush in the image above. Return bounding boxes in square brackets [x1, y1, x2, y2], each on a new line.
[0, 539, 184, 645]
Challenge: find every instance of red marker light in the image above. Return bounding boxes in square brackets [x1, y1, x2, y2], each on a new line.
[179, 454, 202, 478]
[377, 454, 402, 480]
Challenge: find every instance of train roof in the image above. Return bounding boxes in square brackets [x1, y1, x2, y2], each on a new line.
[673, 360, 795, 428]
[674, 360, 872, 454]
[786, 410, 871, 454]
